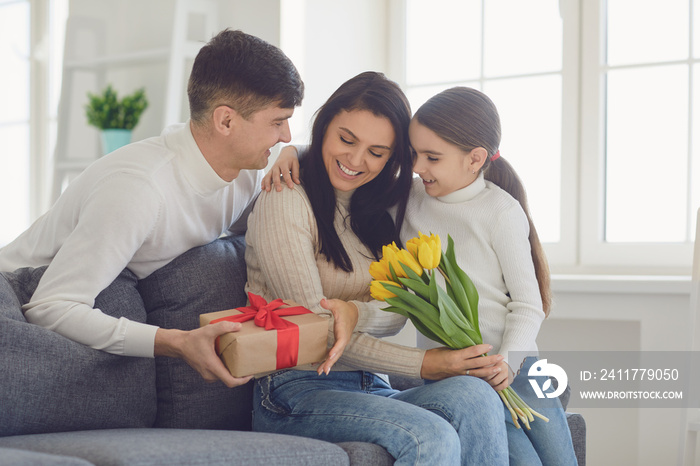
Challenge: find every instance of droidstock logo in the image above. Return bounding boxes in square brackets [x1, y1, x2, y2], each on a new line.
[528, 359, 568, 399]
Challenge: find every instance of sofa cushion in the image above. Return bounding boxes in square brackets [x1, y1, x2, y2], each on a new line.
[0, 447, 94, 466]
[0, 268, 156, 436]
[139, 235, 254, 430]
[0, 429, 349, 466]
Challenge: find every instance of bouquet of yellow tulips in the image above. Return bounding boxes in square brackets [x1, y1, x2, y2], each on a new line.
[369, 232, 548, 429]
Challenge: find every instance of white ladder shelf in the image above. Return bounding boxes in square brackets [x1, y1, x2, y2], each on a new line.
[51, 0, 217, 202]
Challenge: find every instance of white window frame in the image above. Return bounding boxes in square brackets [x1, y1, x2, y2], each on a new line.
[390, 0, 694, 275]
[580, 0, 695, 272]
[0, 0, 62, 247]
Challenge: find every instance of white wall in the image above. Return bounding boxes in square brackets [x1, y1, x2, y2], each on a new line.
[279, 0, 389, 144]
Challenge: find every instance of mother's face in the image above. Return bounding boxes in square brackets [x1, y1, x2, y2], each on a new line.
[321, 109, 395, 192]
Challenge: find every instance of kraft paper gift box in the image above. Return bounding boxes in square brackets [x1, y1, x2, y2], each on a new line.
[199, 293, 329, 377]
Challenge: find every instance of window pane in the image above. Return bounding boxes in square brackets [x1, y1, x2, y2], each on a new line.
[483, 76, 562, 243]
[483, 0, 562, 77]
[607, 0, 688, 66]
[693, 64, 700, 239]
[0, 1, 29, 123]
[49, 0, 69, 116]
[406, 81, 481, 115]
[696, 0, 700, 58]
[405, 0, 482, 85]
[605, 66, 688, 242]
[0, 124, 30, 246]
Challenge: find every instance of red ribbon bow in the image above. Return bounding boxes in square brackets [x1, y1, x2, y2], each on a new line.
[211, 292, 312, 370]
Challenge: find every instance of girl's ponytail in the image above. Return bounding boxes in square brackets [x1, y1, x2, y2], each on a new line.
[484, 156, 551, 316]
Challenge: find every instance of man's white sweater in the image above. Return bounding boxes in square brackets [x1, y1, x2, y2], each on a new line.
[0, 123, 261, 357]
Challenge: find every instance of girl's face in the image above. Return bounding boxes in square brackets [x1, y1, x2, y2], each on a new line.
[409, 119, 481, 198]
[322, 109, 395, 192]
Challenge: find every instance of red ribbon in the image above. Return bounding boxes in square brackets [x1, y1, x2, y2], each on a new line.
[210, 292, 312, 370]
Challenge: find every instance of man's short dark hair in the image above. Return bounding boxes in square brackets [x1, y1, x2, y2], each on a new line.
[188, 29, 304, 123]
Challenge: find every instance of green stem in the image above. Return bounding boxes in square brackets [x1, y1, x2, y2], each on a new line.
[499, 391, 520, 429]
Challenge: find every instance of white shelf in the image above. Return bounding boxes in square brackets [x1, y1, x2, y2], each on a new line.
[64, 41, 203, 70]
[64, 48, 170, 70]
[52, 0, 218, 202]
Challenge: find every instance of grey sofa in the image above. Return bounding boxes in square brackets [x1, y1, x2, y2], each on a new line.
[0, 235, 585, 465]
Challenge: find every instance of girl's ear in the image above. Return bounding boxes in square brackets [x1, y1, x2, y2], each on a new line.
[211, 105, 238, 136]
[469, 147, 488, 172]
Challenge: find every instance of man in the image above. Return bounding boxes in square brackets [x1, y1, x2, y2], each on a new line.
[0, 29, 304, 388]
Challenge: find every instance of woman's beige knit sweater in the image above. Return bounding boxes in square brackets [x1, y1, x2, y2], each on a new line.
[245, 184, 425, 378]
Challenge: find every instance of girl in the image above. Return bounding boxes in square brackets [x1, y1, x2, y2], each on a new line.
[266, 86, 577, 465]
[406, 87, 576, 465]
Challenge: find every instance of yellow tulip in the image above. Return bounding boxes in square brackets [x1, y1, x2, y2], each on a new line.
[405, 237, 420, 261]
[382, 244, 421, 278]
[370, 280, 398, 301]
[385, 242, 400, 254]
[369, 260, 392, 281]
[396, 249, 424, 276]
[416, 232, 441, 270]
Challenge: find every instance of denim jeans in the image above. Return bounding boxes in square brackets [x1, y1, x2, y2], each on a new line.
[507, 356, 578, 466]
[253, 370, 508, 466]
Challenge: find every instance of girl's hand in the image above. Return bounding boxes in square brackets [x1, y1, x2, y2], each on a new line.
[262, 145, 301, 192]
[316, 298, 359, 375]
[482, 359, 514, 391]
[420, 344, 503, 381]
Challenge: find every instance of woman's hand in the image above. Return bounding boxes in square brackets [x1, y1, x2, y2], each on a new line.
[262, 145, 301, 192]
[420, 344, 503, 381]
[316, 298, 359, 375]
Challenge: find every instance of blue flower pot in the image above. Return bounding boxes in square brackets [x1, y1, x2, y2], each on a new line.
[101, 129, 132, 155]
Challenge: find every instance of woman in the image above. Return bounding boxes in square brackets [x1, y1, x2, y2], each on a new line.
[245, 72, 508, 465]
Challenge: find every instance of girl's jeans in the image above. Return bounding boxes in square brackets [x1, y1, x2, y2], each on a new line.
[253, 369, 508, 466]
[507, 356, 578, 466]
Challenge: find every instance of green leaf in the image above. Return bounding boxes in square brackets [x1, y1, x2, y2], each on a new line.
[384, 286, 456, 347]
[428, 269, 439, 305]
[436, 281, 483, 346]
[397, 276, 430, 301]
[452, 262, 481, 338]
[388, 261, 400, 283]
[85, 85, 148, 130]
[442, 236, 477, 328]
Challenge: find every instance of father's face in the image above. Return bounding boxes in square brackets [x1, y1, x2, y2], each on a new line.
[229, 105, 294, 170]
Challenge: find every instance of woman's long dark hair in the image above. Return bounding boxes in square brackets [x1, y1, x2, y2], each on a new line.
[300, 71, 413, 272]
[414, 87, 552, 315]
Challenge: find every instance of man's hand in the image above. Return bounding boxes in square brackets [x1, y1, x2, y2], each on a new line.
[316, 298, 358, 375]
[262, 145, 301, 192]
[420, 344, 503, 381]
[154, 323, 252, 388]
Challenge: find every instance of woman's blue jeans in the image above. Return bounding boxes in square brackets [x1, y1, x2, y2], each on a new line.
[253, 369, 508, 466]
[506, 356, 578, 465]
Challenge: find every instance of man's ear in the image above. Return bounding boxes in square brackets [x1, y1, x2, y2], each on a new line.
[469, 147, 488, 172]
[211, 105, 238, 136]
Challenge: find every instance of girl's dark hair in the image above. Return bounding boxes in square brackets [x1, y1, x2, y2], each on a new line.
[414, 87, 552, 315]
[299, 71, 413, 272]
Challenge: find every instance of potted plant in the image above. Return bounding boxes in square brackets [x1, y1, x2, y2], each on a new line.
[85, 85, 149, 155]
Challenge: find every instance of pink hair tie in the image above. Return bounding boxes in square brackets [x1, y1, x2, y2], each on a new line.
[491, 150, 501, 161]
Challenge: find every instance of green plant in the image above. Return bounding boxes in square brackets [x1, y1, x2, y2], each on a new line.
[85, 85, 149, 130]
